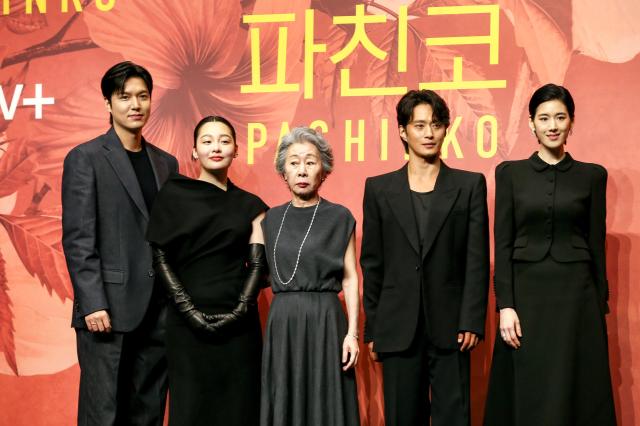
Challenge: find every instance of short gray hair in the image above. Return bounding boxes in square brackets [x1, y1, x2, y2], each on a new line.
[275, 127, 334, 175]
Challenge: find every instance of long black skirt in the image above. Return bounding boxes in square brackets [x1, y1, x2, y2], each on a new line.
[165, 309, 262, 426]
[260, 292, 360, 426]
[484, 256, 616, 426]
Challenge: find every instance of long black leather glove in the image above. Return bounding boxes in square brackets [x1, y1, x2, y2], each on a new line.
[209, 243, 267, 329]
[151, 244, 219, 334]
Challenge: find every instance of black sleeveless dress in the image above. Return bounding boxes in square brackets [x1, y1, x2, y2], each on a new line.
[260, 199, 360, 426]
[146, 174, 267, 426]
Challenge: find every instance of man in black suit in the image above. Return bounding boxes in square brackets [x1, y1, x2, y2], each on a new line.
[361, 90, 489, 426]
[62, 62, 178, 425]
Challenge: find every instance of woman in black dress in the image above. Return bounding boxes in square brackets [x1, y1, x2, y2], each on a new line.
[146, 116, 267, 426]
[260, 127, 360, 426]
[484, 84, 616, 426]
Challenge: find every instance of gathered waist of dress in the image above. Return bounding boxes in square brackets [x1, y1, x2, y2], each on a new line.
[268, 291, 346, 317]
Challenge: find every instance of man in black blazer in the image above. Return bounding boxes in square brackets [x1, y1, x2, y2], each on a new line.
[361, 90, 489, 426]
[62, 62, 178, 425]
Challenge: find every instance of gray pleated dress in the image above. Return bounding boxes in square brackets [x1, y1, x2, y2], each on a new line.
[260, 199, 360, 426]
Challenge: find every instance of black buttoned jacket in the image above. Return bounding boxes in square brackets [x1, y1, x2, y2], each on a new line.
[361, 163, 490, 352]
[493, 153, 609, 313]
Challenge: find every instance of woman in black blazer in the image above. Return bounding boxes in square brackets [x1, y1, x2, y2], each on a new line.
[483, 84, 616, 426]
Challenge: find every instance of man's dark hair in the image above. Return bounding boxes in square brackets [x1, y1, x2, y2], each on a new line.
[101, 61, 153, 124]
[528, 83, 575, 120]
[396, 90, 450, 153]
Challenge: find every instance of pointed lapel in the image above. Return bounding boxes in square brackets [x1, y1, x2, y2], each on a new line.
[421, 162, 459, 260]
[102, 128, 149, 220]
[383, 165, 420, 255]
[145, 141, 170, 189]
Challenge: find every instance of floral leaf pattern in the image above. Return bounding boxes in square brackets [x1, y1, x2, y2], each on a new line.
[418, 44, 497, 151]
[0, 247, 17, 375]
[6, 11, 47, 34]
[572, 0, 640, 62]
[498, 0, 572, 82]
[0, 140, 36, 198]
[0, 215, 72, 302]
[367, 25, 401, 126]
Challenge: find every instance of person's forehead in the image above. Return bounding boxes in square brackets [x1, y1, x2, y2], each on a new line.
[411, 104, 436, 121]
[287, 142, 320, 156]
[535, 100, 568, 114]
[122, 77, 149, 92]
[199, 121, 232, 135]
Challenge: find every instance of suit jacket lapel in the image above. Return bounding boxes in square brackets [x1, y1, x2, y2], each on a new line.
[102, 128, 149, 220]
[145, 142, 170, 189]
[383, 165, 421, 256]
[421, 163, 459, 261]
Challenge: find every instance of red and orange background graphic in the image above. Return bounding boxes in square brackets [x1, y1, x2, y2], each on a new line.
[0, 1, 639, 425]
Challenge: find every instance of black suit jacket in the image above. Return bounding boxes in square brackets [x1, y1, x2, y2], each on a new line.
[493, 152, 609, 313]
[361, 163, 489, 352]
[62, 128, 178, 332]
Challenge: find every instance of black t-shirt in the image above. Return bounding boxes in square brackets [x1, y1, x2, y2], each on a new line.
[411, 190, 434, 255]
[126, 145, 157, 210]
[411, 189, 434, 332]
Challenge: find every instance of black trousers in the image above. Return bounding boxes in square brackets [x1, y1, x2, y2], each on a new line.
[380, 320, 470, 426]
[76, 300, 168, 426]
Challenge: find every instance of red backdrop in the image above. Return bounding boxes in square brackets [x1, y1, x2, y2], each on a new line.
[0, 1, 639, 425]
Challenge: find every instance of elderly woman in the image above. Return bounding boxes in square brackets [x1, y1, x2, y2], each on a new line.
[260, 127, 360, 426]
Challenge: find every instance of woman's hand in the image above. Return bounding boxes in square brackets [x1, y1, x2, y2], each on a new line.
[342, 335, 360, 371]
[499, 308, 522, 349]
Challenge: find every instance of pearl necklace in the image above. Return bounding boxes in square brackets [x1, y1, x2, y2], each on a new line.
[273, 198, 321, 286]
